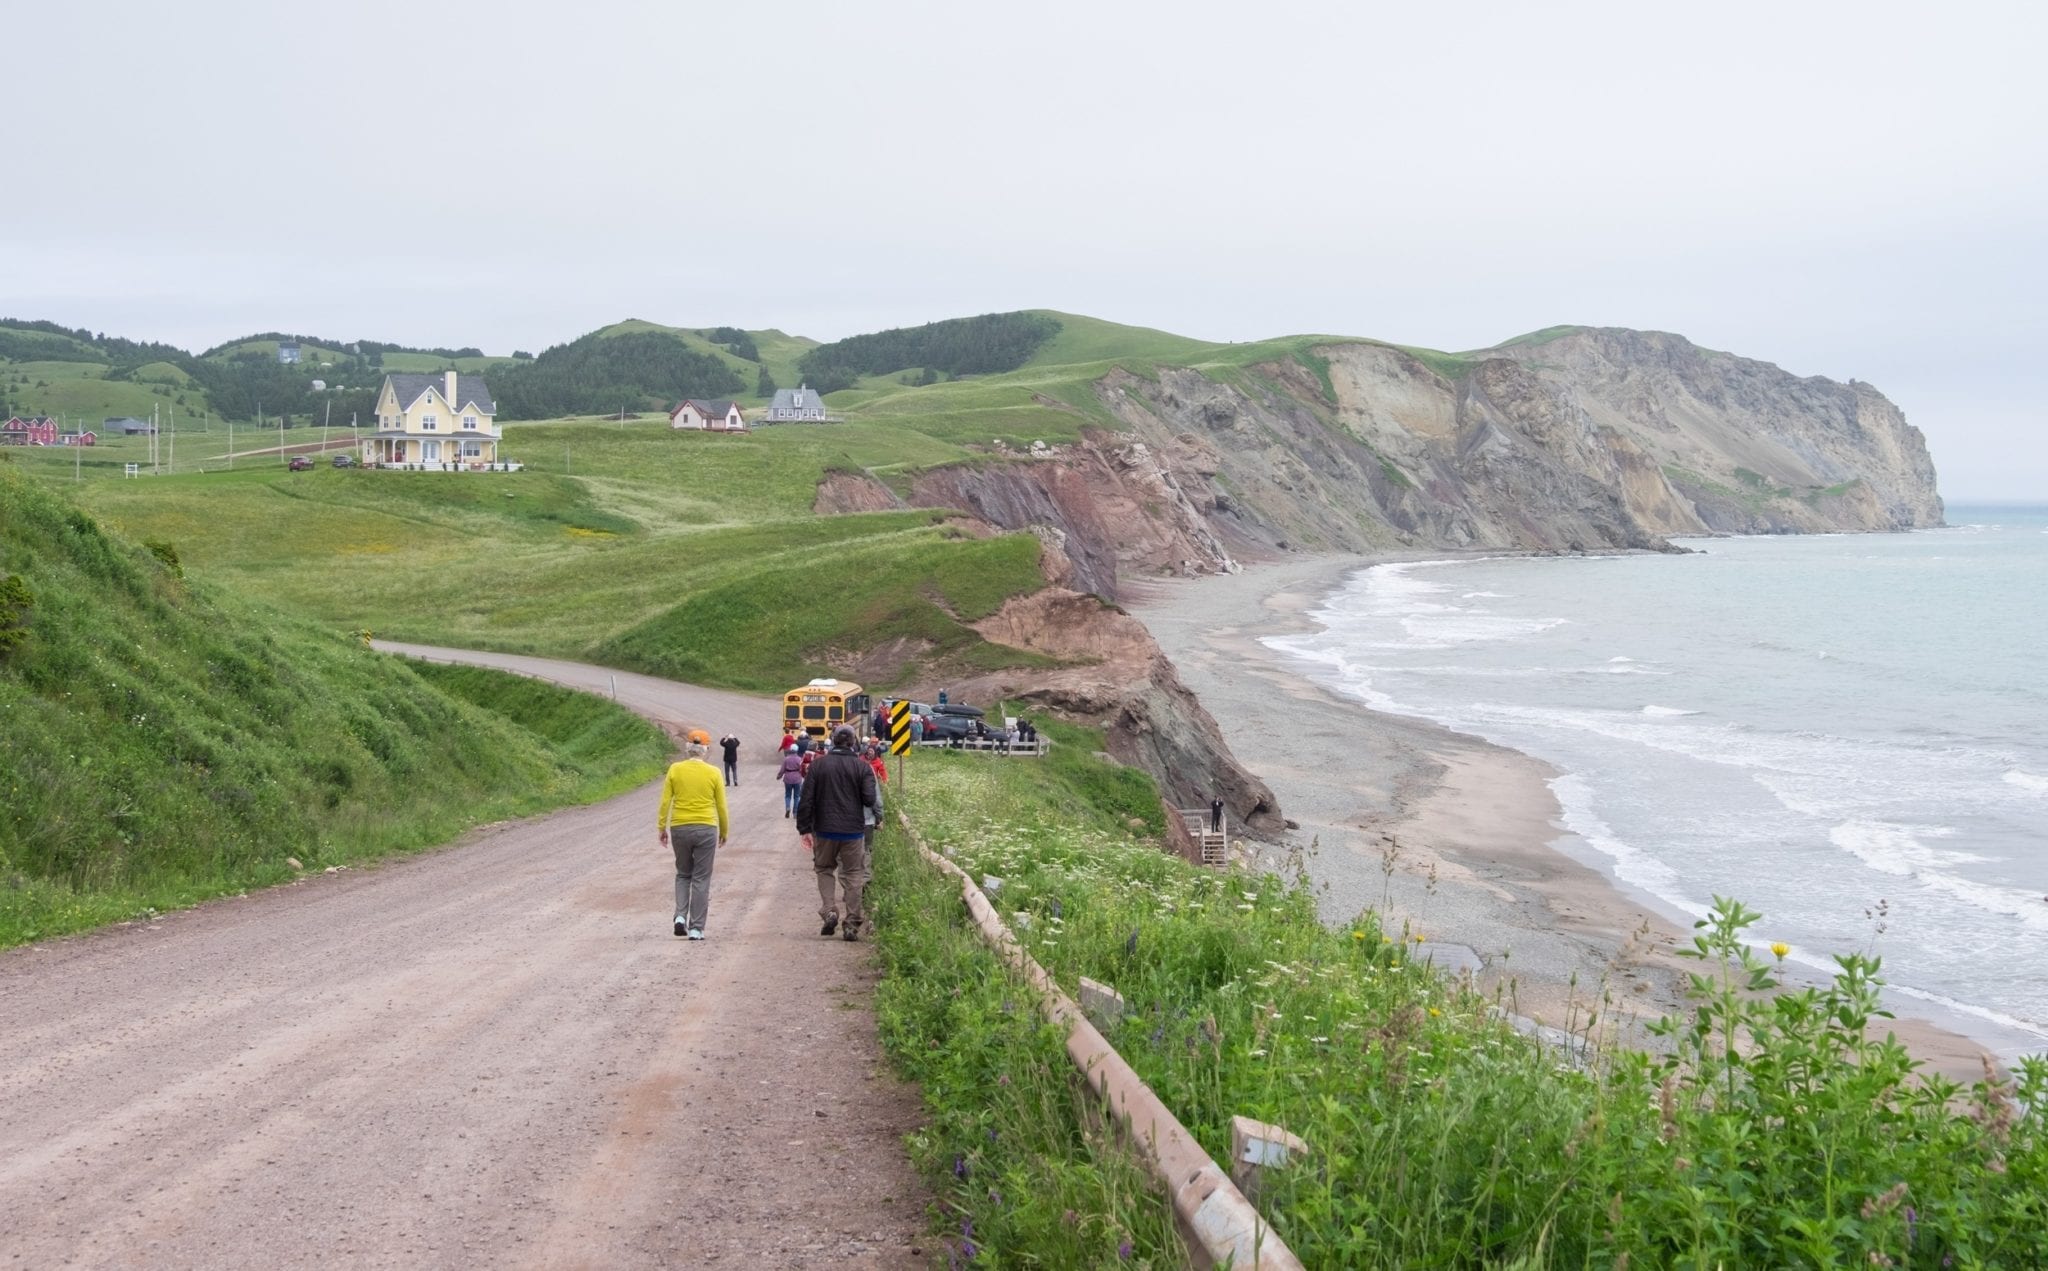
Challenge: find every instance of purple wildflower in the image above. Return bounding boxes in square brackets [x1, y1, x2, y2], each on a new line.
[953, 1155, 968, 1179]
[1905, 1205, 1917, 1245]
[1118, 1236, 1134, 1260]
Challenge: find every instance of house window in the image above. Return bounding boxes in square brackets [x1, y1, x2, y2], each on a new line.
[421, 414, 437, 431]
[461, 440, 482, 458]
[463, 415, 476, 430]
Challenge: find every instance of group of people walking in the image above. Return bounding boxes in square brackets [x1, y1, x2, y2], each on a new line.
[653, 723, 885, 944]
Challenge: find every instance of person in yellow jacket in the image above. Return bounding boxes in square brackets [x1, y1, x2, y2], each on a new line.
[656, 734, 728, 939]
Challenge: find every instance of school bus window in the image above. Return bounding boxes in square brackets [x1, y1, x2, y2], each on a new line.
[803, 705, 827, 720]
[784, 704, 800, 719]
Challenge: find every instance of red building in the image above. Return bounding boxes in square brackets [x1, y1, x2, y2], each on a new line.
[1, 416, 58, 445]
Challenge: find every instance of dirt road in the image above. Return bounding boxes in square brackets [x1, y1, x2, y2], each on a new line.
[0, 646, 933, 1268]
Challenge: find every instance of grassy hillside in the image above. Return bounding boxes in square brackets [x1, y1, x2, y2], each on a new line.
[0, 466, 667, 946]
[60, 411, 1062, 686]
[14, 306, 1549, 701]
[589, 319, 814, 400]
[1022, 310, 1222, 367]
[1, 359, 201, 425]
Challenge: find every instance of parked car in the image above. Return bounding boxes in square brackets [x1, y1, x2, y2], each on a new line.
[925, 705, 986, 742]
[331, 453, 355, 468]
[287, 455, 313, 471]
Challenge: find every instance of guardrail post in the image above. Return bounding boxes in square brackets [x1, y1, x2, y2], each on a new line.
[1079, 976, 1126, 1029]
[1229, 1117, 1311, 1205]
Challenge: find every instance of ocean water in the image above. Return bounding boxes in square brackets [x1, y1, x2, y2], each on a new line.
[1266, 506, 2048, 1059]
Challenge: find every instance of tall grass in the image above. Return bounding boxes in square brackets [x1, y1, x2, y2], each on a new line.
[0, 470, 667, 946]
[869, 745, 1189, 1267]
[886, 751, 2048, 1268]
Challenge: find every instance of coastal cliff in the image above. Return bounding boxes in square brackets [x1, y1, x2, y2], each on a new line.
[815, 324, 1945, 829]
[820, 325, 1944, 600]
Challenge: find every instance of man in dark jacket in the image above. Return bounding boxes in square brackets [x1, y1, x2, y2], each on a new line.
[796, 726, 879, 941]
[718, 733, 741, 787]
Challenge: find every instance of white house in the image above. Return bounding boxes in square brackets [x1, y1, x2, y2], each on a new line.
[764, 383, 829, 422]
[368, 370, 504, 467]
[670, 398, 747, 431]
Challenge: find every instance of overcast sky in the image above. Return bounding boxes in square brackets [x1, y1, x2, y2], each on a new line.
[8, 0, 2043, 498]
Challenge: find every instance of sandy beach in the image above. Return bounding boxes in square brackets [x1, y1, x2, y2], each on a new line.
[1128, 553, 2003, 1080]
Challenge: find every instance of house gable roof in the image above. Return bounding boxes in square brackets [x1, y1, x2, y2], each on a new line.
[382, 373, 497, 416]
[768, 385, 824, 413]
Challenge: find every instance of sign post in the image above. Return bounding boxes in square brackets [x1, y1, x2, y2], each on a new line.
[888, 700, 912, 788]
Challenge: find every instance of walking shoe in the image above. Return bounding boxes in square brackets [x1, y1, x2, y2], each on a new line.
[842, 921, 860, 943]
[688, 928, 705, 941]
[820, 914, 838, 937]
[674, 916, 687, 937]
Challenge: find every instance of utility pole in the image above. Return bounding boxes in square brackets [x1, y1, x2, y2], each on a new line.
[168, 406, 175, 475]
[228, 413, 234, 470]
[323, 399, 331, 452]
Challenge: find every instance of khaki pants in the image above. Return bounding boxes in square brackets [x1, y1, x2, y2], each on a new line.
[813, 833, 869, 927]
[671, 824, 717, 931]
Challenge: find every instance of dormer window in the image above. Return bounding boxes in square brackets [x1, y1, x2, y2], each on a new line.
[463, 415, 477, 430]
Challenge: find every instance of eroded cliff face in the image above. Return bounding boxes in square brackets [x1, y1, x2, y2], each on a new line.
[1087, 330, 1943, 568]
[928, 588, 1282, 833]
[815, 327, 1944, 834]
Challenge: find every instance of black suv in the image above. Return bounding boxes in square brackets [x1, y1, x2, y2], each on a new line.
[925, 705, 986, 742]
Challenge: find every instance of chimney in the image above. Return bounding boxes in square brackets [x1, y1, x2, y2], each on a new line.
[444, 370, 458, 406]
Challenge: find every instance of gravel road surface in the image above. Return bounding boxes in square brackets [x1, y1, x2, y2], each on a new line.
[0, 645, 933, 1268]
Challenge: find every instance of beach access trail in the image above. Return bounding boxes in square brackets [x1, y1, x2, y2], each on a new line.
[0, 645, 930, 1268]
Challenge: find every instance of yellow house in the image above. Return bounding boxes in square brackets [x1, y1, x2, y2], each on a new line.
[368, 371, 507, 468]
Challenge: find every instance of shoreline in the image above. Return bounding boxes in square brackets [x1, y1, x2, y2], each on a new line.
[1125, 552, 2008, 1081]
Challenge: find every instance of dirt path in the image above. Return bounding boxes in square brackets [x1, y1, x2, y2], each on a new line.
[0, 645, 934, 1268]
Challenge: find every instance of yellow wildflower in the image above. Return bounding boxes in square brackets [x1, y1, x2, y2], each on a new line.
[1771, 942, 1790, 959]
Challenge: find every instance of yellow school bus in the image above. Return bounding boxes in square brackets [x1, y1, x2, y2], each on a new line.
[782, 678, 864, 740]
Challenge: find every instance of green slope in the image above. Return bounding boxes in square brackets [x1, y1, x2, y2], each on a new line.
[590, 319, 815, 400]
[0, 467, 666, 945]
[1021, 310, 1222, 367]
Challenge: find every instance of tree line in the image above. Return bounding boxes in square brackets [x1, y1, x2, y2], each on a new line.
[491, 331, 744, 420]
[796, 311, 1060, 393]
